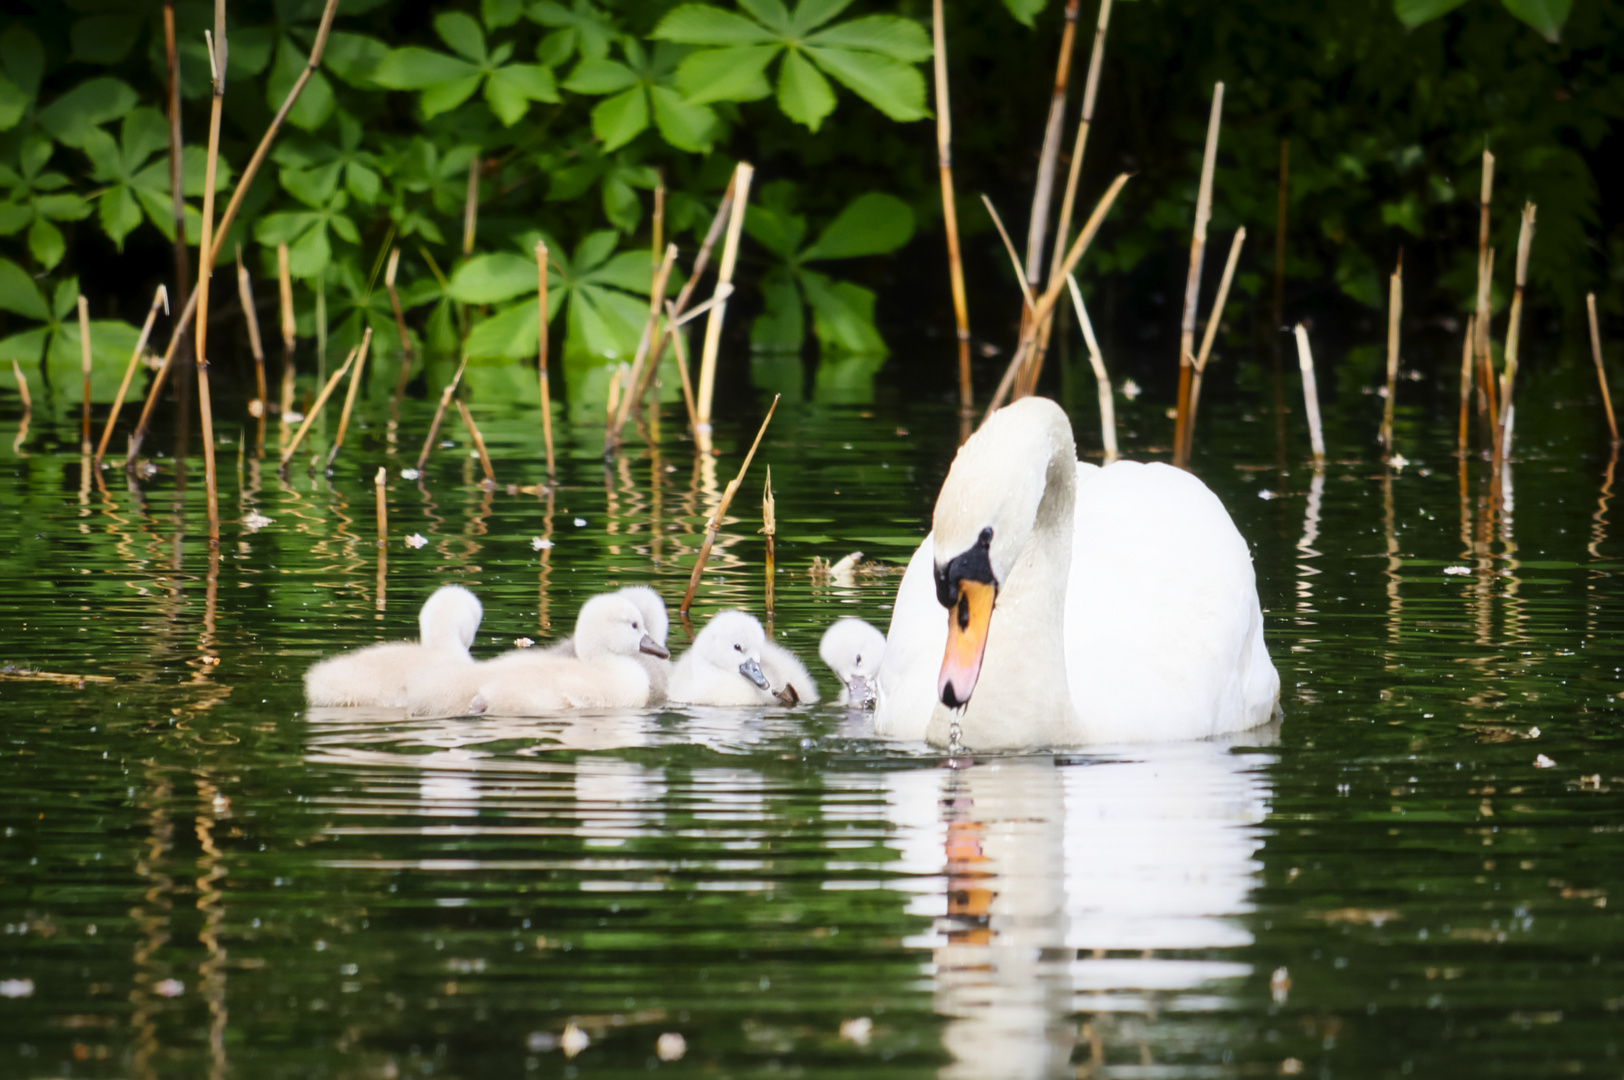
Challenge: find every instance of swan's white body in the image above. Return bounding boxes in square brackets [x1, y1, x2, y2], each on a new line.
[546, 585, 672, 703]
[304, 585, 482, 708]
[670, 610, 819, 706]
[819, 617, 886, 707]
[874, 398, 1278, 748]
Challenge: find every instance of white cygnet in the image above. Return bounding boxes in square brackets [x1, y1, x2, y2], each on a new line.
[669, 610, 819, 706]
[465, 592, 669, 715]
[305, 585, 482, 708]
[545, 585, 671, 703]
[819, 617, 886, 708]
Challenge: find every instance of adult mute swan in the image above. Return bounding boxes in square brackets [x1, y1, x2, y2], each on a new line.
[669, 610, 820, 706]
[546, 585, 672, 703]
[873, 396, 1278, 749]
[304, 585, 482, 708]
[819, 617, 886, 708]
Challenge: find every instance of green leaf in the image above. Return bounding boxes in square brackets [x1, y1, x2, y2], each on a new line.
[0, 257, 49, 320]
[227, 27, 276, 78]
[649, 85, 718, 152]
[70, 14, 142, 65]
[288, 221, 333, 277]
[676, 46, 779, 103]
[1502, 0, 1570, 40]
[282, 164, 342, 207]
[0, 71, 26, 131]
[484, 0, 526, 30]
[1393, 0, 1472, 27]
[422, 74, 488, 118]
[801, 270, 885, 353]
[750, 265, 804, 351]
[346, 162, 382, 204]
[269, 39, 334, 131]
[738, 0, 794, 34]
[777, 50, 836, 131]
[591, 88, 650, 151]
[436, 12, 489, 63]
[98, 187, 144, 250]
[35, 194, 91, 222]
[1002, 0, 1047, 26]
[37, 78, 140, 148]
[374, 48, 483, 89]
[588, 250, 656, 293]
[324, 32, 390, 87]
[466, 298, 542, 360]
[745, 202, 808, 259]
[529, 0, 618, 60]
[804, 45, 927, 122]
[806, 16, 932, 62]
[788, 0, 858, 35]
[485, 63, 560, 125]
[449, 252, 538, 304]
[0, 202, 30, 235]
[0, 25, 44, 98]
[654, 6, 778, 45]
[573, 230, 622, 274]
[0, 327, 50, 368]
[569, 284, 647, 359]
[47, 318, 143, 399]
[802, 192, 915, 260]
[564, 58, 640, 94]
[28, 218, 65, 270]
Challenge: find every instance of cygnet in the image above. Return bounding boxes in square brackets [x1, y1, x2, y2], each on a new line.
[305, 585, 482, 708]
[669, 610, 819, 706]
[467, 592, 669, 715]
[819, 617, 886, 708]
[545, 585, 671, 703]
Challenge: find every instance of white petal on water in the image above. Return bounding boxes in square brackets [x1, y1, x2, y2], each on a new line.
[404, 534, 428, 549]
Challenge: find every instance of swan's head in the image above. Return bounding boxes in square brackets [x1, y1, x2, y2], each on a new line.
[616, 585, 669, 650]
[695, 610, 770, 691]
[930, 397, 1074, 709]
[418, 585, 483, 651]
[574, 593, 670, 662]
[819, 617, 886, 708]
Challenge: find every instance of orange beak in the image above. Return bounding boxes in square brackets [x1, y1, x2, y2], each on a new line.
[938, 579, 995, 708]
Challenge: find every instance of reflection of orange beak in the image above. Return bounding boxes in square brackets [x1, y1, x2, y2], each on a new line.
[938, 580, 995, 708]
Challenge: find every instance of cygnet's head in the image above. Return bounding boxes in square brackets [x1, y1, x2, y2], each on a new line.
[418, 585, 482, 651]
[574, 593, 670, 662]
[696, 610, 769, 691]
[819, 618, 886, 708]
[616, 586, 669, 649]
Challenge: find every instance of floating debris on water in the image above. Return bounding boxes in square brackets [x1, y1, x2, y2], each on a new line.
[532, 537, 554, 550]
[1258, 489, 1275, 500]
[513, 638, 534, 649]
[656, 1033, 686, 1061]
[573, 518, 587, 527]
[1270, 966, 1291, 1005]
[1534, 754, 1557, 769]
[560, 1023, 589, 1058]
[243, 511, 273, 532]
[838, 1017, 873, 1045]
[400, 467, 419, 480]
[0, 978, 34, 998]
[1444, 566, 1471, 576]
[404, 534, 427, 549]
[1121, 378, 1141, 400]
[154, 978, 184, 998]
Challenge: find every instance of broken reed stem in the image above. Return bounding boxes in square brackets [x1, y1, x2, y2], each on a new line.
[1173, 81, 1224, 470]
[982, 195, 1037, 317]
[680, 393, 780, 616]
[696, 162, 754, 436]
[932, 0, 973, 414]
[1066, 274, 1116, 462]
[455, 399, 495, 485]
[1474, 148, 1494, 368]
[124, 0, 339, 467]
[536, 241, 555, 478]
[652, 171, 665, 269]
[1587, 293, 1619, 445]
[9, 360, 30, 411]
[1182, 227, 1246, 462]
[1046, 0, 1114, 293]
[1023, 0, 1082, 284]
[277, 243, 296, 350]
[1380, 253, 1403, 456]
[236, 245, 268, 409]
[1476, 247, 1498, 433]
[95, 286, 167, 468]
[385, 247, 414, 394]
[664, 303, 701, 442]
[609, 243, 678, 449]
[985, 172, 1131, 418]
[78, 296, 92, 451]
[1293, 323, 1326, 464]
[416, 353, 470, 472]
[1458, 314, 1475, 456]
[326, 326, 373, 468]
[280, 345, 356, 468]
[1498, 202, 1537, 456]
[462, 156, 480, 256]
[375, 466, 387, 547]
[195, 19, 226, 545]
[762, 466, 776, 616]
[163, 0, 190, 315]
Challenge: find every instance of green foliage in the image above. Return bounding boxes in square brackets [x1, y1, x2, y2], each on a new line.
[1395, 0, 1572, 41]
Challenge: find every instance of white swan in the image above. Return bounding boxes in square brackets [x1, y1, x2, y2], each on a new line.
[873, 396, 1278, 749]
[304, 585, 482, 708]
[446, 592, 669, 715]
[819, 617, 886, 708]
[545, 585, 672, 703]
[669, 610, 819, 706]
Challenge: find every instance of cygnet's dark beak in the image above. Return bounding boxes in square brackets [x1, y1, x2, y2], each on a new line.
[639, 635, 669, 659]
[738, 658, 769, 689]
[845, 674, 874, 709]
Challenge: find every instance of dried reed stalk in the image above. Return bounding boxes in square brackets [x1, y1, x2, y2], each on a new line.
[1065, 274, 1116, 462]
[1475, 247, 1498, 432]
[1182, 226, 1246, 462]
[1474, 149, 1494, 389]
[280, 345, 356, 468]
[385, 247, 414, 394]
[664, 303, 701, 441]
[696, 162, 754, 435]
[1497, 202, 1536, 456]
[1173, 81, 1224, 469]
[416, 353, 470, 472]
[1587, 293, 1620, 445]
[932, 0, 974, 413]
[762, 466, 776, 616]
[985, 172, 1130, 417]
[9, 359, 29, 411]
[326, 326, 373, 468]
[1293, 323, 1325, 464]
[652, 170, 665, 268]
[78, 296, 92, 451]
[455, 399, 495, 485]
[608, 242, 678, 450]
[535, 241, 555, 477]
[1023, 0, 1082, 284]
[277, 243, 295, 350]
[163, 0, 190, 314]
[462, 157, 480, 255]
[236, 245, 268, 410]
[375, 466, 388, 547]
[95, 286, 167, 468]
[195, 19, 226, 544]
[1458, 314, 1475, 456]
[680, 393, 780, 616]
[982, 195, 1037, 316]
[1380, 252, 1403, 456]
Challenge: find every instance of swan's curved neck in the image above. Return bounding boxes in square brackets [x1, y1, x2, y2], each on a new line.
[928, 435, 1079, 750]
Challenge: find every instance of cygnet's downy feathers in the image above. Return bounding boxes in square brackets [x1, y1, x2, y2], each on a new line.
[669, 610, 819, 706]
[819, 617, 886, 708]
[305, 584, 482, 708]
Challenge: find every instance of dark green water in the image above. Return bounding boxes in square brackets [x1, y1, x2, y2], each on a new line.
[3, 355, 1623, 1079]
